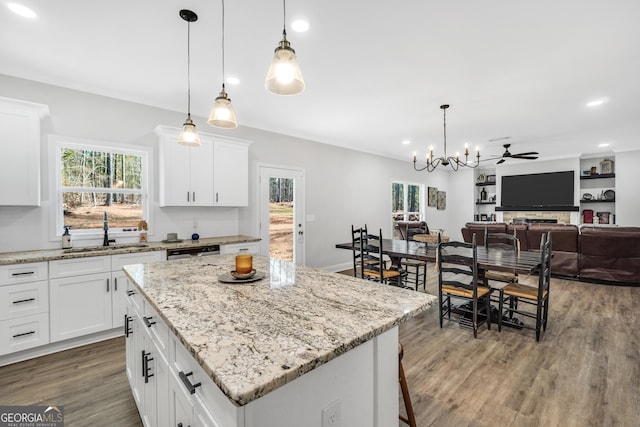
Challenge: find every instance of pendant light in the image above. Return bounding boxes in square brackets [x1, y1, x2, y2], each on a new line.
[265, 0, 305, 95]
[208, 0, 238, 128]
[177, 9, 201, 146]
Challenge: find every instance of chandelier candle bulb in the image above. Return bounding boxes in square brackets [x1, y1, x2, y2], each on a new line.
[464, 143, 469, 156]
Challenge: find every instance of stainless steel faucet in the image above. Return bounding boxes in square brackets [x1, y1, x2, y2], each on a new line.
[103, 211, 115, 246]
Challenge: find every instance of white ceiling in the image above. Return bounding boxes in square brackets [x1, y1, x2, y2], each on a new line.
[2, 0, 639, 164]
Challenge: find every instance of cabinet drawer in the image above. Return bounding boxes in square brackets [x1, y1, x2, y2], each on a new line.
[143, 303, 169, 358]
[172, 338, 237, 426]
[50, 256, 111, 278]
[220, 242, 260, 255]
[0, 262, 48, 285]
[112, 251, 162, 271]
[0, 280, 48, 321]
[0, 313, 49, 356]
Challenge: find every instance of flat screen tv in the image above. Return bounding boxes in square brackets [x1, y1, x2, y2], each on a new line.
[498, 170, 577, 211]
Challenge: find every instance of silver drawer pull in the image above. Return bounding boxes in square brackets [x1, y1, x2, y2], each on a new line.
[13, 331, 35, 338]
[13, 298, 36, 304]
[11, 271, 35, 276]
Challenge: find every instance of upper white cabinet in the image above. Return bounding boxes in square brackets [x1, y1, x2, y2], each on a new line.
[155, 125, 251, 207]
[0, 97, 49, 206]
[213, 138, 250, 207]
[156, 125, 214, 207]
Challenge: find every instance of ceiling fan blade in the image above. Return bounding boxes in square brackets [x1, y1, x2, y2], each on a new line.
[512, 155, 539, 160]
[512, 151, 538, 156]
[496, 158, 506, 165]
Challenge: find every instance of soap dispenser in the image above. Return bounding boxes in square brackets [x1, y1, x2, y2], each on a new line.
[62, 226, 72, 249]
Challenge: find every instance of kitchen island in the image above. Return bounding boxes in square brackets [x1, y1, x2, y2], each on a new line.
[123, 255, 435, 427]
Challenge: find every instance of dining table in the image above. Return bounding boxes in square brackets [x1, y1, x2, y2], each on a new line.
[335, 238, 542, 276]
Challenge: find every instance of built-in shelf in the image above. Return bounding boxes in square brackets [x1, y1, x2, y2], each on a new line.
[580, 199, 615, 203]
[580, 173, 615, 180]
[476, 202, 496, 205]
[496, 206, 580, 212]
[475, 182, 496, 187]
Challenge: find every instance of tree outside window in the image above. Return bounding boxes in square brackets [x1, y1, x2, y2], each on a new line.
[391, 182, 424, 239]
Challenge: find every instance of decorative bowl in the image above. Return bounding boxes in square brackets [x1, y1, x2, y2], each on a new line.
[231, 269, 256, 280]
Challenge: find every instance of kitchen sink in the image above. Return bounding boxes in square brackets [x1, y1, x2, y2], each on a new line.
[63, 243, 149, 253]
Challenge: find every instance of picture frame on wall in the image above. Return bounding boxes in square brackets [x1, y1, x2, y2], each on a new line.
[428, 187, 438, 207]
[437, 191, 446, 210]
[487, 174, 496, 183]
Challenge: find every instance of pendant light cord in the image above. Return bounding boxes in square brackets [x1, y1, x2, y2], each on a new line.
[283, 0, 286, 30]
[442, 106, 447, 156]
[221, 0, 226, 88]
[187, 19, 192, 116]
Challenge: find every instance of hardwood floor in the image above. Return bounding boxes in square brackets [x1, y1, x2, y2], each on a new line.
[0, 337, 142, 427]
[1, 271, 638, 427]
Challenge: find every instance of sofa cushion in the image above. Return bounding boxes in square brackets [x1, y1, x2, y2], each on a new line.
[461, 223, 507, 244]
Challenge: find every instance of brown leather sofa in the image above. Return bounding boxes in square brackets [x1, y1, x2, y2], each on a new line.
[579, 226, 640, 284]
[395, 221, 429, 240]
[460, 222, 640, 284]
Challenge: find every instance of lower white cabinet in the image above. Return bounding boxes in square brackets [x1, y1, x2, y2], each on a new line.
[49, 251, 163, 343]
[0, 262, 50, 355]
[49, 272, 112, 342]
[220, 241, 260, 255]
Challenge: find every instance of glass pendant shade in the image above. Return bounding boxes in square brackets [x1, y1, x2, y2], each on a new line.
[265, 34, 305, 95]
[208, 85, 238, 129]
[177, 115, 201, 146]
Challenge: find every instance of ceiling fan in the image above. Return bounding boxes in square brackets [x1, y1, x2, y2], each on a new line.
[491, 143, 539, 164]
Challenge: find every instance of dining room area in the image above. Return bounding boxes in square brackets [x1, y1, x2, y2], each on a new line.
[336, 222, 640, 426]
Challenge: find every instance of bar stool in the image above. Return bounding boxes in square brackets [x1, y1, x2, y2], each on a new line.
[399, 343, 417, 427]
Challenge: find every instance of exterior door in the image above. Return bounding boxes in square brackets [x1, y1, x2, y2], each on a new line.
[258, 166, 305, 265]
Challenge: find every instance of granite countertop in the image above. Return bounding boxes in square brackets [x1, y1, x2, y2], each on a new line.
[123, 255, 436, 406]
[0, 236, 259, 265]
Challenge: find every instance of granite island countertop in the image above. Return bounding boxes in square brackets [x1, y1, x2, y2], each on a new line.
[0, 235, 259, 265]
[123, 255, 436, 406]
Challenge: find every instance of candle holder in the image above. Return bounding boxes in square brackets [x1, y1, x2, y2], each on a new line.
[235, 255, 253, 274]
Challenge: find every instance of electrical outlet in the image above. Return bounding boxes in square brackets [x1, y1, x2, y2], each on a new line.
[321, 400, 341, 427]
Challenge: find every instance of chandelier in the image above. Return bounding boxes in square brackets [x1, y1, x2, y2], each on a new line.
[413, 104, 480, 171]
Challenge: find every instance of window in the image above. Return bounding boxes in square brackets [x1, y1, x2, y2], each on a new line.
[391, 181, 424, 239]
[52, 137, 149, 238]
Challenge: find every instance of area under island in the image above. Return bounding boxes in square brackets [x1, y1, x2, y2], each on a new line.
[123, 255, 435, 427]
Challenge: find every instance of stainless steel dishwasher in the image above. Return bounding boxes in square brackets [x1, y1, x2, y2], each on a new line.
[166, 245, 220, 260]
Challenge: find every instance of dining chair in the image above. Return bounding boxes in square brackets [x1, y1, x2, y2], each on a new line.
[351, 224, 379, 278]
[398, 342, 417, 427]
[399, 222, 428, 291]
[483, 227, 520, 285]
[498, 232, 552, 341]
[361, 229, 404, 286]
[437, 234, 491, 338]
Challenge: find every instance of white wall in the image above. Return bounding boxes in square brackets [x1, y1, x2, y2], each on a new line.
[0, 74, 464, 269]
[614, 149, 640, 226]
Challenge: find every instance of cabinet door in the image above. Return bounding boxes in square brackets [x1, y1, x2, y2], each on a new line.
[141, 333, 169, 427]
[189, 139, 215, 206]
[0, 99, 48, 206]
[169, 370, 194, 427]
[159, 130, 192, 206]
[111, 271, 128, 329]
[213, 140, 249, 207]
[49, 272, 112, 342]
[125, 310, 143, 407]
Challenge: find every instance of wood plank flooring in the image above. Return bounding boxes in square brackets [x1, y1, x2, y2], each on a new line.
[0, 270, 638, 426]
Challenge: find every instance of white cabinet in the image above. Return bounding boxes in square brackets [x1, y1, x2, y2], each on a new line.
[220, 241, 260, 255]
[49, 272, 112, 342]
[50, 251, 162, 342]
[0, 262, 50, 355]
[156, 125, 215, 207]
[156, 125, 251, 207]
[0, 97, 49, 206]
[213, 139, 250, 207]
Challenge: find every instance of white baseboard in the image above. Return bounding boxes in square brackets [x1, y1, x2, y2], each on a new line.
[322, 262, 353, 273]
[0, 328, 122, 367]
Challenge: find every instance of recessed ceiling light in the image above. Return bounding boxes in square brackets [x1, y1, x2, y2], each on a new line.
[226, 76, 240, 85]
[291, 20, 309, 32]
[8, 3, 37, 19]
[598, 143, 610, 147]
[586, 98, 608, 107]
[402, 140, 411, 145]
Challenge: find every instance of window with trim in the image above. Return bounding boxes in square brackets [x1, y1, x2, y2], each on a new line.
[53, 139, 149, 237]
[391, 181, 424, 239]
